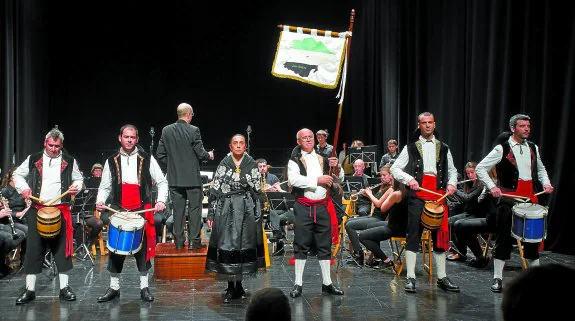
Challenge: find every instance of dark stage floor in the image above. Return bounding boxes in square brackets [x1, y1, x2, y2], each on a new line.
[1, 232, 574, 321]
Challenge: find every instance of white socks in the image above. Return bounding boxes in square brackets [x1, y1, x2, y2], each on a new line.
[58, 273, 69, 289]
[26, 274, 37, 291]
[406, 250, 417, 279]
[527, 259, 540, 267]
[110, 273, 120, 290]
[319, 260, 332, 286]
[494, 259, 505, 279]
[140, 272, 149, 289]
[434, 252, 447, 279]
[295, 259, 306, 286]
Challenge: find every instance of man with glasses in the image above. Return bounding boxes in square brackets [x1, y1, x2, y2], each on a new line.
[156, 103, 214, 251]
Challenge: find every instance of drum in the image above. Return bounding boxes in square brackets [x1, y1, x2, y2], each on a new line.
[421, 201, 444, 230]
[511, 203, 548, 243]
[107, 213, 145, 255]
[37, 207, 62, 238]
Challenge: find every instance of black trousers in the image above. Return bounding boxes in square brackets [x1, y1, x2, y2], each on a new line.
[344, 216, 383, 253]
[108, 231, 151, 273]
[405, 197, 445, 253]
[293, 202, 331, 260]
[493, 200, 539, 260]
[24, 207, 73, 274]
[358, 221, 395, 260]
[170, 187, 203, 246]
[454, 217, 494, 258]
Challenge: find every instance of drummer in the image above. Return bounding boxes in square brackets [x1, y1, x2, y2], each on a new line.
[390, 112, 460, 293]
[95, 124, 168, 303]
[12, 127, 84, 304]
[476, 114, 554, 293]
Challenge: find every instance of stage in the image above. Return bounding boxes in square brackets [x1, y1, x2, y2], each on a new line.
[1, 231, 573, 321]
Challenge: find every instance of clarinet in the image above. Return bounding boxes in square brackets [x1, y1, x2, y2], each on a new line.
[0, 192, 19, 239]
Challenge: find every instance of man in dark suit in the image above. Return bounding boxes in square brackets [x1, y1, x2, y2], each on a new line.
[156, 103, 214, 250]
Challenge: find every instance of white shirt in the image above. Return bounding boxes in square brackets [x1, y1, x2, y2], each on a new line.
[476, 137, 551, 190]
[390, 136, 458, 186]
[97, 148, 168, 204]
[13, 152, 84, 205]
[288, 149, 344, 200]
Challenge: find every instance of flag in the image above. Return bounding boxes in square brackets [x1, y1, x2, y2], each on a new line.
[272, 28, 347, 89]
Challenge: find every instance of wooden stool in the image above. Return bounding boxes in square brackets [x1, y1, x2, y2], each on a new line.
[389, 230, 433, 277]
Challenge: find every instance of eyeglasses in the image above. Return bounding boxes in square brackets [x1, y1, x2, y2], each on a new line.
[299, 136, 314, 142]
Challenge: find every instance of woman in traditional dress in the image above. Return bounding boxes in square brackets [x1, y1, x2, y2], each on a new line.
[205, 134, 266, 304]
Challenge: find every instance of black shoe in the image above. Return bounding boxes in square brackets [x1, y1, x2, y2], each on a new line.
[372, 259, 394, 270]
[223, 289, 234, 303]
[352, 252, 364, 266]
[233, 284, 248, 299]
[189, 242, 207, 250]
[491, 278, 502, 293]
[272, 242, 285, 256]
[140, 287, 154, 302]
[15, 290, 36, 305]
[289, 285, 302, 298]
[97, 288, 120, 302]
[437, 277, 460, 292]
[59, 286, 77, 301]
[405, 278, 416, 293]
[322, 283, 344, 295]
[467, 256, 490, 269]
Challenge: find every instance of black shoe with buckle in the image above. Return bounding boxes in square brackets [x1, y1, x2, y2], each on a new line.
[15, 290, 36, 305]
[491, 278, 502, 293]
[289, 285, 302, 298]
[97, 288, 120, 302]
[405, 278, 416, 293]
[223, 288, 234, 303]
[59, 286, 77, 301]
[437, 277, 460, 292]
[189, 242, 207, 250]
[140, 287, 154, 302]
[322, 283, 344, 295]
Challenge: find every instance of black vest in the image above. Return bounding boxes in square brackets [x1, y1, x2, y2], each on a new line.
[27, 152, 75, 204]
[496, 140, 540, 192]
[290, 152, 331, 198]
[106, 149, 153, 207]
[403, 141, 450, 190]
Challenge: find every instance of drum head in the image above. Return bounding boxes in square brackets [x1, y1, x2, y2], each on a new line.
[38, 206, 61, 217]
[110, 212, 145, 229]
[424, 201, 444, 214]
[512, 203, 548, 219]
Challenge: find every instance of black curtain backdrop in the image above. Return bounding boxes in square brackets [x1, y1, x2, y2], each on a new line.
[2, 0, 573, 254]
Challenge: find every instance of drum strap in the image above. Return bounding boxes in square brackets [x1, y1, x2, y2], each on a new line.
[34, 204, 73, 258]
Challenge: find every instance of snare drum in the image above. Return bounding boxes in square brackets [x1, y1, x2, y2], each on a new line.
[37, 207, 62, 238]
[107, 213, 145, 255]
[421, 201, 444, 230]
[511, 203, 548, 243]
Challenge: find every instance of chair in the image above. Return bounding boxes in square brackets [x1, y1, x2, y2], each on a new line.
[389, 229, 433, 277]
[90, 210, 108, 256]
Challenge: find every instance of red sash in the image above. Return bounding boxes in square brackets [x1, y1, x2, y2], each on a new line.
[120, 184, 156, 260]
[415, 174, 449, 250]
[503, 180, 539, 203]
[34, 204, 73, 258]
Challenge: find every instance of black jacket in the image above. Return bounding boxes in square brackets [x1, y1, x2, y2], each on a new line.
[156, 119, 211, 187]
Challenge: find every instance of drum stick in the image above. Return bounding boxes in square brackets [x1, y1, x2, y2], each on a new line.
[130, 208, 157, 214]
[436, 192, 450, 203]
[101, 205, 121, 214]
[45, 190, 70, 206]
[500, 193, 530, 201]
[456, 178, 476, 185]
[417, 187, 443, 197]
[28, 195, 45, 204]
[533, 191, 547, 197]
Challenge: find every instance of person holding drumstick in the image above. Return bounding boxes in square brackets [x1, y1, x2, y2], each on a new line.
[390, 112, 460, 293]
[476, 114, 554, 293]
[12, 127, 84, 304]
[95, 124, 168, 303]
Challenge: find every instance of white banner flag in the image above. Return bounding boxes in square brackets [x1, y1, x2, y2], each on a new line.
[271, 30, 347, 89]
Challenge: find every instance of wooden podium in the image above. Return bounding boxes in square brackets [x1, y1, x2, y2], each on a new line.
[153, 242, 213, 280]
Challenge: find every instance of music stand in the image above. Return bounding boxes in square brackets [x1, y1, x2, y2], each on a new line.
[267, 192, 295, 211]
[343, 176, 365, 200]
[268, 167, 285, 182]
[71, 188, 97, 265]
[367, 177, 380, 188]
[348, 145, 378, 175]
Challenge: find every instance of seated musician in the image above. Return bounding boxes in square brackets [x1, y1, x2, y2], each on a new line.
[347, 159, 372, 217]
[359, 169, 408, 269]
[73, 163, 104, 250]
[344, 165, 393, 266]
[95, 124, 168, 303]
[342, 140, 366, 175]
